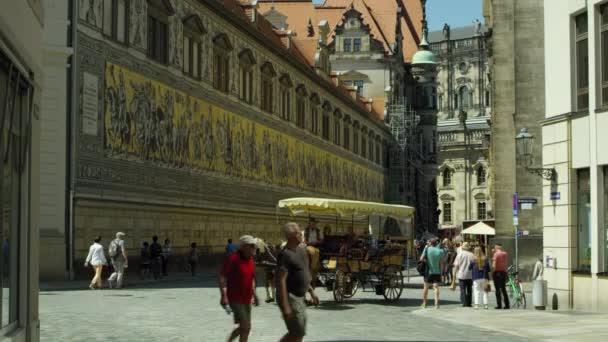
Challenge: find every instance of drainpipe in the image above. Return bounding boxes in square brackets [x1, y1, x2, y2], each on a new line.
[66, 0, 78, 280]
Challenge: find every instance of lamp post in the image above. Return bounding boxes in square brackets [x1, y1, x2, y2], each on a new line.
[515, 128, 556, 181]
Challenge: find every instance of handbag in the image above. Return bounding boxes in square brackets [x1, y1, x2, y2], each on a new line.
[484, 282, 491, 293]
[416, 260, 427, 276]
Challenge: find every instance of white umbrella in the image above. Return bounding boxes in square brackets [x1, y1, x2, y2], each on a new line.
[461, 221, 495, 246]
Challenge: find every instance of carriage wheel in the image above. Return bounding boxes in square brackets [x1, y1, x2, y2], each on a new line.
[333, 269, 347, 303]
[342, 274, 359, 299]
[382, 265, 403, 302]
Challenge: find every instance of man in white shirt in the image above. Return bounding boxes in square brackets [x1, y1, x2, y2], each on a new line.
[85, 236, 107, 289]
[304, 218, 323, 247]
[451, 242, 475, 307]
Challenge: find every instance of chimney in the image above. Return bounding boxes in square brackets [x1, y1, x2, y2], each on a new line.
[241, 0, 258, 23]
[330, 71, 339, 86]
[365, 98, 373, 113]
[277, 30, 295, 49]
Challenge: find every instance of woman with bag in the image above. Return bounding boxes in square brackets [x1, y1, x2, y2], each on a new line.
[84, 236, 108, 289]
[470, 246, 491, 309]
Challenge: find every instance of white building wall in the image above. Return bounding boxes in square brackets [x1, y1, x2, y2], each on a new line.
[543, 0, 608, 311]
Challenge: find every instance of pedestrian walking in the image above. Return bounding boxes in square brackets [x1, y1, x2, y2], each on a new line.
[219, 235, 260, 342]
[188, 242, 199, 276]
[84, 236, 107, 289]
[492, 243, 510, 309]
[277, 222, 319, 342]
[442, 239, 455, 284]
[470, 247, 491, 309]
[140, 242, 151, 279]
[225, 238, 239, 257]
[161, 238, 172, 277]
[108, 232, 128, 289]
[451, 241, 474, 307]
[419, 238, 444, 309]
[150, 235, 162, 280]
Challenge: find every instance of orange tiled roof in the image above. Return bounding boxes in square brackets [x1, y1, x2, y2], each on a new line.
[215, 0, 385, 122]
[260, 0, 422, 63]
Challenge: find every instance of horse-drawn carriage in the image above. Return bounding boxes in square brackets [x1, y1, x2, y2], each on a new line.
[277, 197, 415, 303]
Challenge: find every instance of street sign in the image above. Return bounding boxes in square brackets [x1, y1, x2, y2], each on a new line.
[513, 216, 519, 226]
[550, 192, 561, 200]
[518, 197, 538, 204]
[513, 193, 519, 219]
[521, 203, 533, 210]
[523, 230, 529, 236]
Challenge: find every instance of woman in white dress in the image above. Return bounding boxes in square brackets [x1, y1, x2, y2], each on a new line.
[85, 236, 108, 289]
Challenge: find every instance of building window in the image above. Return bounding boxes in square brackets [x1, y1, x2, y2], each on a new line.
[375, 143, 380, 164]
[182, 15, 205, 80]
[147, 6, 169, 64]
[577, 168, 591, 272]
[279, 75, 293, 121]
[0, 49, 34, 328]
[601, 5, 608, 107]
[575, 12, 589, 110]
[343, 122, 350, 150]
[354, 80, 364, 97]
[485, 90, 490, 107]
[353, 128, 359, 154]
[344, 38, 352, 52]
[438, 94, 443, 111]
[361, 134, 367, 158]
[477, 202, 487, 220]
[353, 38, 361, 52]
[333, 116, 341, 145]
[368, 136, 373, 161]
[103, 0, 128, 43]
[477, 167, 486, 185]
[442, 169, 452, 187]
[213, 34, 232, 93]
[604, 167, 608, 272]
[443, 202, 452, 223]
[296, 87, 307, 129]
[310, 95, 320, 134]
[239, 50, 256, 104]
[453, 93, 458, 111]
[322, 112, 330, 140]
[342, 80, 353, 86]
[458, 86, 470, 109]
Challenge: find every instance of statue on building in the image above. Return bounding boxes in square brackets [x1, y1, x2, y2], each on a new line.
[473, 19, 482, 36]
[86, 0, 97, 27]
[442, 23, 450, 41]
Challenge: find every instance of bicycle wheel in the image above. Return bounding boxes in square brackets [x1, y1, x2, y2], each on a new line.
[518, 283, 527, 309]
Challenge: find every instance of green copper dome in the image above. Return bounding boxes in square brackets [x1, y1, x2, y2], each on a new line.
[412, 49, 437, 65]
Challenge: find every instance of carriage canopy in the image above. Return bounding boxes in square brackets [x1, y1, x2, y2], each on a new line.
[277, 197, 415, 221]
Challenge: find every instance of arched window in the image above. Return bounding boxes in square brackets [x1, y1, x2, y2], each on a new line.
[279, 74, 293, 121]
[310, 93, 320, 134]
[260, 62, 276, 113]
[182, 14, 206, 79]
[238, 49, 256, 103]
[295, 85, 307, 129]
[477, 166, 486, 185]
[442, 169, 452, 187]
[213, 33, 233, 93]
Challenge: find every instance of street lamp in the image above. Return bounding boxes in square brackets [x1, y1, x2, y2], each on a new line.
[515, 128, 556, 181]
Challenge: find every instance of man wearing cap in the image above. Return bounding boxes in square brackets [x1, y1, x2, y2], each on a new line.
[108, 232, 128, 289]
[219, 235, 259, 342]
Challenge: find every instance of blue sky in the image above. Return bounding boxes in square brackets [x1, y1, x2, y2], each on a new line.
[311, 0, 483, 32]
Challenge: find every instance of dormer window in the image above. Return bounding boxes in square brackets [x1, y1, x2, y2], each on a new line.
[182, 15, 206, 79]
[103, 0, 129, 44]
[147, 0, 174, 64]
[353, 38, 361, 52]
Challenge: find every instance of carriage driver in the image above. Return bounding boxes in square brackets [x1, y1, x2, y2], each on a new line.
[304, 217, 323, 246]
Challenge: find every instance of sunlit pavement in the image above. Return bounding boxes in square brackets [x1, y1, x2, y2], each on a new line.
[40, 276, 534, 342]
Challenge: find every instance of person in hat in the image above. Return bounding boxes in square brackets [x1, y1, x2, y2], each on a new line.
[219, 235, 260, 342]
[108, 232, 128, 289]
[304, 217, 323, 247]
[452, 241, 475, 306]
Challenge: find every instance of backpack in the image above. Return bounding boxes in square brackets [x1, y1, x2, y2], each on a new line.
[109, 239, 122, 258]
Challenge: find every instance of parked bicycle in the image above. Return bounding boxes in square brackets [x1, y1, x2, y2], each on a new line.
[506, 265, 527, 309]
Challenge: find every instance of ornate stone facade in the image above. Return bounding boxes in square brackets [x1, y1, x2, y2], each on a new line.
[55, 0, 392, 277]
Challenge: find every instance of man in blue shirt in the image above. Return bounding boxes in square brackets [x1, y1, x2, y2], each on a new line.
[225, 239, 239, 256]
[420, 238, 445, 309]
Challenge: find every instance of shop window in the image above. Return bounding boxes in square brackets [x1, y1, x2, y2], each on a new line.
[443, 202, 452, 223]
[577, 168, 591, 272]
[575, 12, 589, 110]
[0, 49, 33, 327]
[103, 0, 128, 43]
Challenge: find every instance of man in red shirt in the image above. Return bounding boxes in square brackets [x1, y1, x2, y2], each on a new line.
[219, 235, 259, 342]
[492, 243, 510, 309]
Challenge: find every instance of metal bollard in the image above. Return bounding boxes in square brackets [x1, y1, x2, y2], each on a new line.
[532, 280, 547, 310]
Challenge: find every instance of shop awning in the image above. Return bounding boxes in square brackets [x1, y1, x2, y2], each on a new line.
[461, 221, 495, 236]
[277, 197, 415, 221]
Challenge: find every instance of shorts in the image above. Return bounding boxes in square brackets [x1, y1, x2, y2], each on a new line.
[424, 273, 442, 285]
[229, 303, 252, 325]
[280, 293, 307, 337]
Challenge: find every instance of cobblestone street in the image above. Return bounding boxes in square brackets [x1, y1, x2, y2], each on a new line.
[40, 276, 533, 342]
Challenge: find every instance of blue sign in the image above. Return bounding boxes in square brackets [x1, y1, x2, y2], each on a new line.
[550, 192, 561, 200]
[513, 193, 518, 217]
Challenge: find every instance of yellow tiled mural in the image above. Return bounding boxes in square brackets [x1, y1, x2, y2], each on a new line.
[104, 62, 384, 201]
